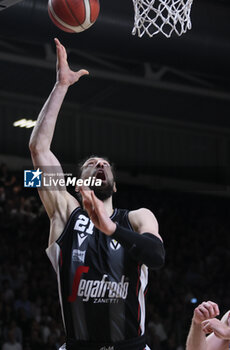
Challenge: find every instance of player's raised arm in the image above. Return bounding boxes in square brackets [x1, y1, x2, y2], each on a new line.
[29, 38, 88, 159]
[29, 39, 88, 242]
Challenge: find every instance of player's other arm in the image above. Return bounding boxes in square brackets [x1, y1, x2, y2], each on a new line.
[80, 190, 164, 268]
[114, 208, 165, 268]
[128, 208, 162, 240]
[30, 39, 88, 159]
[109, 205, 165, 269]
[124, 208, 165, 268]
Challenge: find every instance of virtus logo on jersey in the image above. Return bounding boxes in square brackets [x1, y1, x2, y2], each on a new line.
[110, 239, 121, 250]
[68, 266, 129, 304]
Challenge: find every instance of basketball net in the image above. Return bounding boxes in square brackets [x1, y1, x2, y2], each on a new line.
[132, 0, 194, 38]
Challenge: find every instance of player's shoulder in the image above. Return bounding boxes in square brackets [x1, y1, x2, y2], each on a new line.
[129, 207, 157, 220]
[128, 207, 158, 228]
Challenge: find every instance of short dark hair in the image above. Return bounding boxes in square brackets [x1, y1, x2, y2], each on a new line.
[76, 155, 116, 181]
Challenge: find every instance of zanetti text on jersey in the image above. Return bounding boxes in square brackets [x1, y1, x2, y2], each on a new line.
[68, 270, 129, 303]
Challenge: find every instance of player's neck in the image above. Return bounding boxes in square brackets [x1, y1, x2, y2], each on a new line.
[102, 196, 114, 217]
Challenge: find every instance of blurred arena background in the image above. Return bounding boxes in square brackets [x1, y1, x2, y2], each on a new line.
[0, 0, 230, 349]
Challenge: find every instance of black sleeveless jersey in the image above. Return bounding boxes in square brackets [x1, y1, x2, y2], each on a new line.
[46, 207, 149, 343]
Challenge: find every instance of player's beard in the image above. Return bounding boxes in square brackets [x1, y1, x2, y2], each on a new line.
[90, 180, 114, 201]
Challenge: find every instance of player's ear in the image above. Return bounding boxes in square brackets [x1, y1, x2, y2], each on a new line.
[113, 182, 117, 193]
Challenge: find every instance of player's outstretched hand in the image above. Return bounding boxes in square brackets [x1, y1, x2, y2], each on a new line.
[80, 188, 116, 235]
[54, 38, 89, 87]
[193, 301, 220, 325]
[202, 318, 230, 339]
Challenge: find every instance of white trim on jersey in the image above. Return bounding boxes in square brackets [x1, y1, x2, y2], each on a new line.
[46, 241, 59, 273]
[46, 242, 66, 332]
[138, 264, 148, 335]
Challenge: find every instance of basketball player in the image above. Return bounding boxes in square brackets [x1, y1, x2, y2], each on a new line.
[29, 38, 165, 350]
[186, 301, 230, 350]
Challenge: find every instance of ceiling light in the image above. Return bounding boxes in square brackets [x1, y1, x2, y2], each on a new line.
[13, 119, 36, 129]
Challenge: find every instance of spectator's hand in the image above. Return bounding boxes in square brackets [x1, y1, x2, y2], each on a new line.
[202, 318, 230, 339]
[55, 38, 89, 87]
[80, 188, 116, 235]
[193, 301, 219, 325]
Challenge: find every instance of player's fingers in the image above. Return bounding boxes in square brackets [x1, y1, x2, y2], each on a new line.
[55, 43, 67, 64]
[194, 308, 205, 319]
[54, 38, 67, 56]
[54, 37, 61, 45]
[61, 45, 67, 60]
[203, 328, 213, 334]
[54, 38, 65, 53]
[75, 70, 89, 81]
[198, 304, 211, 319]
[81, 185, 90, 191]
[205, 301, 218, 318]
[80, 187, 92, 199]
[82, 193, 91, 206]
[82, 197, 93, 214]
[55, 41, 61, 54]
[202, 301, 216, 315]
[203, 326, 213, 334]
[91, 190, 100, 203]
[82, 198, 98, 224]
[55, 46, 63, 68]
[207, 301, 220, 316]
[202, 320, 213, 334]
[54, 38, 60, 51]
[78, 69, 89, 77]
[81, 192, 94, 211]
[90, 191, 100, 213]
[91, 191, 103, 213]
[199, 305, 210, 318]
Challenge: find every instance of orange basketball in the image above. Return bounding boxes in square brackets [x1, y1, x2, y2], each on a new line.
[48, 0, 100, 33]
